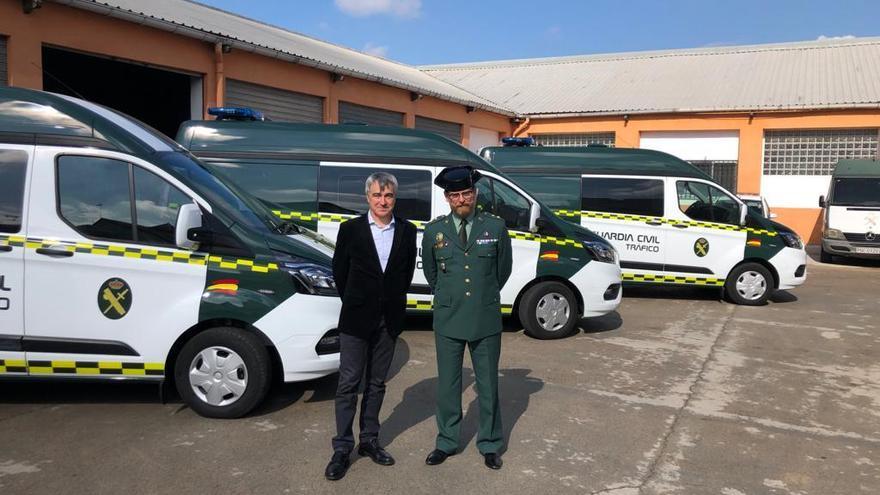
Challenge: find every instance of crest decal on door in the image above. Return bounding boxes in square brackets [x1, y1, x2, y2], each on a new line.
[694, 238, 710, 257]
[98, 278, 132, 320]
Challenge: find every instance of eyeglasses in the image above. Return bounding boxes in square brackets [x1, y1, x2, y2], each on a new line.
[446, 189, 475, 201]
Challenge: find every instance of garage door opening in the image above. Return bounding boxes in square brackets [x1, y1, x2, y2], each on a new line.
[41, 46, 200, 138]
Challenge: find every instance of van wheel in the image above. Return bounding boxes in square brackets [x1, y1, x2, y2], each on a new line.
[519, 282, 579, 339]
[724, 263, 773, 306]
[174, 327, 271, 419]
[820, 247, 834, 264]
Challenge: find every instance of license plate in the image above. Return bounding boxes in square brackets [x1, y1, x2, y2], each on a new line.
[854, 247, 880, 255]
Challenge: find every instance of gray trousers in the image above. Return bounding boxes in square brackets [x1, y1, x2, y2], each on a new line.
[331, 321, 396, 453]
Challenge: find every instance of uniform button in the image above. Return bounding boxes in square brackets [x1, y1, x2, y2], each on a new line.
[466, 291, 471, 296]
[465, 252, 469, 256]
[465, 265, 470, 270]
[465, 278, 470, 283]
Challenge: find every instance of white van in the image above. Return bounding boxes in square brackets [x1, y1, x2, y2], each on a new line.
[177, 115, 623, 339]
[482, 144, 808, 306]
[0, 87, 341, 418]
[819, 159, 880, 262]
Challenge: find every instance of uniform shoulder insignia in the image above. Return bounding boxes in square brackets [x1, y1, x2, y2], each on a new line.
[427, 214, 446, 225]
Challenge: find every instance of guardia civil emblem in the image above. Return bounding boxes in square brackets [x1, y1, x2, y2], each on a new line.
[98, 278, 132, 319]
[694, 238, 710, 257]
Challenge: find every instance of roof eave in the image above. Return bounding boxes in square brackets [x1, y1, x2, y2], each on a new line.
[524, 102, 880, 120]
[53, 0, 518, 117]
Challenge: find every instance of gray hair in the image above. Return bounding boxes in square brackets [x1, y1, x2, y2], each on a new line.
[365, 171, 398, 195]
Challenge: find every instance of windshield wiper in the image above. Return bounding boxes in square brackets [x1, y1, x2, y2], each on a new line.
[275, 220, 302, 235]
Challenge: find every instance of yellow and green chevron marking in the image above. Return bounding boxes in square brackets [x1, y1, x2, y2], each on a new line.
[0, 235, 278, 274]
[0, 359, 164, 376]
[622, 272, 724, 286]
[407, 299, 514, 315]
[555, 210, 777, 237]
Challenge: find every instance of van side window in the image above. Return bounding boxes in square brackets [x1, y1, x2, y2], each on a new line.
[676, 181, 739, 225]
[205, 160, 318, 214]
[0, 149, 28, 233]
[318, 166, 432, 220]
[133, 167, 192, 246]
[478, 178, 532, 231]
[58, 156, 135, 241]
[582, 178, 664, 217]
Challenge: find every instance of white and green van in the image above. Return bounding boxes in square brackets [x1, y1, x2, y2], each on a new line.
[481, 144, 807, 305]
[177, 114, 622, 339]
[0, 87, 341, 418]
[819, 159, 880, 262]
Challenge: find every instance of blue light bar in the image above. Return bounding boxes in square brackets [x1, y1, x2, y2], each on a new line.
[501, 136, 535, 147]
[207, 107, 266, 121]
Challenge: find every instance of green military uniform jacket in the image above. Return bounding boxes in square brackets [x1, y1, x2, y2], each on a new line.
[422, 210, 513, 340]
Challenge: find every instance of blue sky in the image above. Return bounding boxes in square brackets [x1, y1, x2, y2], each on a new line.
[198, 0, 880, 66]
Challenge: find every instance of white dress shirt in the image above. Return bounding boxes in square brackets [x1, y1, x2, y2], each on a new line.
[368, 211, 395, 272]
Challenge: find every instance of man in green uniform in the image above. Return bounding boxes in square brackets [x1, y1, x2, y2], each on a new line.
[422, 165, 512, 470]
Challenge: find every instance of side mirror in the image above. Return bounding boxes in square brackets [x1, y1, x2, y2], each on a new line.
[175, 203, 203, 250]
[739, 203, 748, 226]
[528, 202, 541, 232]
[818, 195, 826, 208]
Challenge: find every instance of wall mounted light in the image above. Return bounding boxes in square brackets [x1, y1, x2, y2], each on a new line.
[221, 43, 233, 54]
[410, 91, 423, 101]
[22, 0, 42, 14]
[331, 73, 345, 83]
[465, 105, 476, 113]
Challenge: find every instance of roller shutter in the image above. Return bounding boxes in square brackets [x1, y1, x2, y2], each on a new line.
[0, 37, 7, 86]
[338, 102, 403, 127]
[415, 116, 462, 143]
[225, 79, 323, 123]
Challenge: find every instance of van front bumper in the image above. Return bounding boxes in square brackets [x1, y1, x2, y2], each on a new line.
[253, 293, 341, 382]
[772, 247, 808, 290]
[571, 260, 623, 318]
[822, 237, 880, 260]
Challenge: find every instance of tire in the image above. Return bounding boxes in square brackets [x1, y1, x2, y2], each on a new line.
[174, 327, 271, 419]
[518, 281, 579, 339]
[820, 247, 833, 264]
[724, 263, 773, 306]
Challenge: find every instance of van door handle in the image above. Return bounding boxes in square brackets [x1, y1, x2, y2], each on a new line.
[0, 245, 11, 252]
[35, 247, 74, 258]
[645, 221, 663, 226]
[672, 223, 689, 229]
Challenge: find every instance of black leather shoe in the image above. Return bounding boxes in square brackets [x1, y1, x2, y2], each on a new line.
[425, 449, 452, 465]
[357, 440, 395, 466]
[483, 453, 502, 470]
[324, 451, 350, 481]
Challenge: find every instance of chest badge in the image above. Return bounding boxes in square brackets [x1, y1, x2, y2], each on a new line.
[98, 278, 132, 320]
[435, 232, 445, 248]
[694, 238, 710, 257]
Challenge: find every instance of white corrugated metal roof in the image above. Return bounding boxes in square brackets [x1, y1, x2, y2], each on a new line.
[52, 0, 516, 115]
[422, 38, 880, 117]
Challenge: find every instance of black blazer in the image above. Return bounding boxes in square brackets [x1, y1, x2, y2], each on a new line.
[332, 214, 417, 337]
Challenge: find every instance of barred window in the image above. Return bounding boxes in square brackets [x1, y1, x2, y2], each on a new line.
[689, 160, 738, 193]
[532, 133, 615, 147]
[763, 129, 879, 176]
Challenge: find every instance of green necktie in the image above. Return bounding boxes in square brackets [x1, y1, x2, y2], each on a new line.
[459, 218, 468, 245]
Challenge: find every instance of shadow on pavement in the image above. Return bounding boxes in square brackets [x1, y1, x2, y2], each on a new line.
[769, 290, 798, 303]
[578, 311, 623, 335]
[622, 285, 723, 301]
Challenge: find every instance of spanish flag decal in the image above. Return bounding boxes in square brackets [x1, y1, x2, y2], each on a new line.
[540, 251, 560, 261]
[746, 239, 762, 247]
[206, 279, 239, 295]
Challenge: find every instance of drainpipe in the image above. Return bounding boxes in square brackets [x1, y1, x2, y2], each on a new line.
[512, 117, 530, 137]
[214, 42, 225, 109]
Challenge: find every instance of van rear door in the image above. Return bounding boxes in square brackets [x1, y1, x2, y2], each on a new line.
[0, 144, 31, 375]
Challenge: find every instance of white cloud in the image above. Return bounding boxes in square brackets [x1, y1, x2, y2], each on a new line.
[816, 34, 855, 41]
[363, 42, 389, 58]
[335, 0, 422, 18]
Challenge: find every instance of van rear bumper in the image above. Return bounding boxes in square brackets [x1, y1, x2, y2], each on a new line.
[822, 238, 880, 260]
[571, 260, 623, 318]
[772, 247, 808, 290]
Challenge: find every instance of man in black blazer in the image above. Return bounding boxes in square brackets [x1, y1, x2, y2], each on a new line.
[325, 171, 417, 481]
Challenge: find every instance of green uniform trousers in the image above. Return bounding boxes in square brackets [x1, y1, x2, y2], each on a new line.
[434, 332, 502, 454]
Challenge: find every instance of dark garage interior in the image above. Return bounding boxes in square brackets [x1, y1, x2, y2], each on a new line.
[41, 46, 196, 138]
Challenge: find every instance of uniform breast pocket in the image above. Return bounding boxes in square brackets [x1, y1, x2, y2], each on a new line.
[476, 244, 498, 274]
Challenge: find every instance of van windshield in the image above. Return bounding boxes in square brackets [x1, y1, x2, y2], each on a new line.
[154, 152, 281, 234]
[831, 178, 880, 207]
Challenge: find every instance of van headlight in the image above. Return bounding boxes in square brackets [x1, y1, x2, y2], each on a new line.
[583, 241, 617, 264]
[282, 261, 337, 296]
[823, 228, 845, 241]
[779, 232, 803, 249]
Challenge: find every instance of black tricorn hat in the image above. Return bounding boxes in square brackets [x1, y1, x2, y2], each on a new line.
[434, 165, 482, 192]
